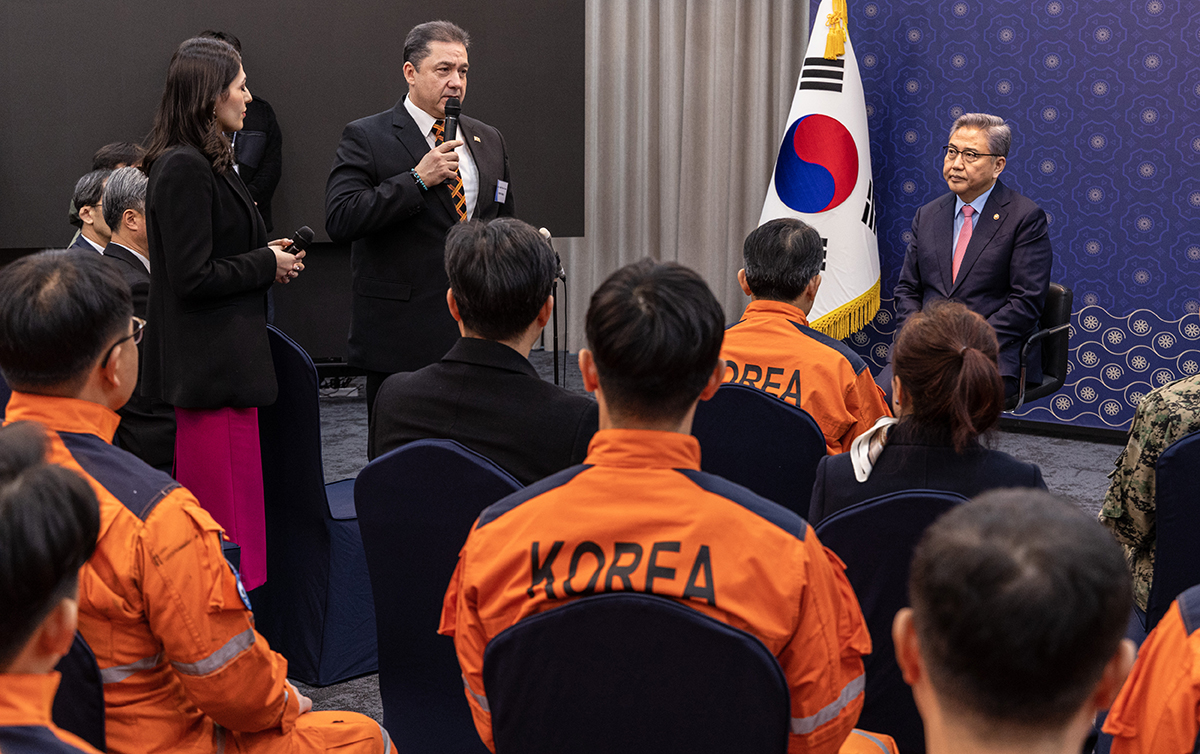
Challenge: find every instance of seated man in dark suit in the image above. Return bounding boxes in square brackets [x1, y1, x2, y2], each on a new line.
[100, 166, 175, 471]
[368, 217, 598, 485]
[67, 169, 112, 253]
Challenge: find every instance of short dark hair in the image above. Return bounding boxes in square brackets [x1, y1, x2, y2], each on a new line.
[197, 29, 242, 54]
[92, 142, 146, 171]
[585, 259, 725, 421]
[0, 422, 99, 670]
[143, 37, 243, 174]
[950, 113, 1011, 157]
[444, 219, 557, 341]
[0, 250, 133, 393]
[909, 489, 1131, 732]
[892, 300, 1004, 452]
[403, 20, 470, 68]
[742, 218, 824, 302]
[70, 169, 112, 229]
[102, 166, 148, 231]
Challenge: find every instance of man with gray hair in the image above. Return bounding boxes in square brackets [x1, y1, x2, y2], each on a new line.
[326, 19, 515, 421]
[721, 218, 891, 454]
[889, 113, 1053, 399]
[67, 169, 113, 253]
[102, 166, 175, 470]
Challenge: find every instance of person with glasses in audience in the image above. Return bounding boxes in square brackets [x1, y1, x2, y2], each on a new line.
[882, 112, 1052, 401]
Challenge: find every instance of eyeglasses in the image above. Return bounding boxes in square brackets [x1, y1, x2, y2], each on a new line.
[100, 316, 146, 368]
[942, 145, 1002, 164]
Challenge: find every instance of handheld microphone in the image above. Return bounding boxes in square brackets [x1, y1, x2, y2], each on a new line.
[444, 97, 461, 143]
[540, 227, 566, 281]
[290, 226, 314, 254]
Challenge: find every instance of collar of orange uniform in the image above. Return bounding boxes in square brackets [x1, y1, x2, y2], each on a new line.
[5, 392, 121, 443]
[0, 672, 61, 727]
[584, 428, 701, 471]
[743, 299, 809, 326]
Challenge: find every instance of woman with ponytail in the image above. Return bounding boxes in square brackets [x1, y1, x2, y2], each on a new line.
[141, 37, 305, 589]
[807, 300, 1045, 524]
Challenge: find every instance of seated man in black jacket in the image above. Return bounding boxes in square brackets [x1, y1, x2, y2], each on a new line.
[100, 166, 176, 471]
[368, 218, 598, 484]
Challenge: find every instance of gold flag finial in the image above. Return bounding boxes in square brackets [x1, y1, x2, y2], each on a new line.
[824, 0, 849, 59]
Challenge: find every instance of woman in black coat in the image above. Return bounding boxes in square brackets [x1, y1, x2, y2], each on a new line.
[141, 37, 305, 589]
[808, 301, 1044, 525]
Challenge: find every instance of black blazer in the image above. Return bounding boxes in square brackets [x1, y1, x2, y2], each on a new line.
[893, 179, 1053, 382]
[368, 338, 598, 485]
[807, 423, 1046, 525]
[235, 96, 282, 233]
[101, 242, 176, 470]
[326, 99, 515, 374]
[144, 145, 278, 408]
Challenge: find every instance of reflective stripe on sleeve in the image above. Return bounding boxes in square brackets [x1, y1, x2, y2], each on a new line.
[462, 675, 490, 712]
[380, 722, 393, 754]
[100, 652, 164, 684]
[790, 673, 866, 735]
[170, 628, 256, 676]
[849, 728, 893, 753]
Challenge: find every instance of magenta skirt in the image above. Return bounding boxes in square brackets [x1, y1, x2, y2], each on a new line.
[174, 406, 267, 589]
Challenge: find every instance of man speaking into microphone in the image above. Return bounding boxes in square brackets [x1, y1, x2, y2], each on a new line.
[326, 20, 515, 417]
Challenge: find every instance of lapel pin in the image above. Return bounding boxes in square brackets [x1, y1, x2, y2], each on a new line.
[993, 213, 999, 220]
[473, 135, 481, 142]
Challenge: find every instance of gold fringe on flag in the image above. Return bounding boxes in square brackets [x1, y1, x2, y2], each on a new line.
[824, 0, 848, 59]
[809, 277, 880, 341]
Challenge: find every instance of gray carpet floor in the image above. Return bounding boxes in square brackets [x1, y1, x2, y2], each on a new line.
[300, 348, 1128, 720]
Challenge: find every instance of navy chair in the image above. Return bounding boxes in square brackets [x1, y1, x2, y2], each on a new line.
[355, 439, 522, 753]
[1146, 430, 1200, 631]
[52, 632, 105, 751]
[815, 489, 969, 754]
[482, 592, 790, 754]
[0, 368, 10, 413]
[691, 382, 827, 516]
[252, 325, 376, 686]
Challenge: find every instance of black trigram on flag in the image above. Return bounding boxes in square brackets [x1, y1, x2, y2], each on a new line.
[798, 57, 845, 93]
[819, 237, 829, 271]
[860, 180, 877, 233]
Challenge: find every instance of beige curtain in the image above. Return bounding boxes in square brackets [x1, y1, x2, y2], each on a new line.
[555, 0, 810, 350]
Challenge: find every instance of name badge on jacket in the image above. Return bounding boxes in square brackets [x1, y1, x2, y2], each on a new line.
[495, 180, 509, 204]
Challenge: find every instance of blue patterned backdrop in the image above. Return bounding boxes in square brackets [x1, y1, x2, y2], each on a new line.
[819, 0, 1200, 430]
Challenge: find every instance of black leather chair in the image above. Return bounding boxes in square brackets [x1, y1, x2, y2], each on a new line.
[691, 382, 827, 516]
[355, 439, 522, 753]
[1006, 282, 1073, 411]
[1145, 430, 1200, 631]
[252, 325, 377, 686]
[815, 489, 969, 754]
[483, 592, 790, 754]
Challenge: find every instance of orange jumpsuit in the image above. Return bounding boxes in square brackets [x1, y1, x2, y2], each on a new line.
[0, 673, 102, 753]
[5, 393, 389, 754]
[721, 300, 891, 454]
[1104, 584, 1200, 753]
[440, 428, 872, 754]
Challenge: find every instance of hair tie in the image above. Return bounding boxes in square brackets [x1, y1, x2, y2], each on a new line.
[960, 346, 969, 355]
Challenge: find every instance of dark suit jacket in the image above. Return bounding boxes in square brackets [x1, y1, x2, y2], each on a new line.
[368, 338, 598, 485]
[893, 179, 1053, 382]
[101, 242, 176, 470]
[807, 423, 1046, 525]
[144, 145, 277, 408]
[235, 97, 282, 233]
[68, 234, 101, 252]
[325, 99, 515, 374]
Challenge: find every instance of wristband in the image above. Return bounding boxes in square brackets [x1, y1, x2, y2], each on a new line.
[410, 169, 429, 191]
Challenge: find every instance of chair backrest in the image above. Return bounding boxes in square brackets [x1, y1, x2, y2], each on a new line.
[691, 382, 827, 516]
[355, 439, 522, 751]
[482, 592, 790, 754]
[1040, 282, 1073, 383]
[51, 632, 105, 752]
[1147, 431, 1200, 630]
[254, 325, 337, 678]
[814, 488, 968, 754]
[0, 368, 10, 415]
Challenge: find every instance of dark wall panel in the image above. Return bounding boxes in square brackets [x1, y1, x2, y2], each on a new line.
[0, 0, 583, 248]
